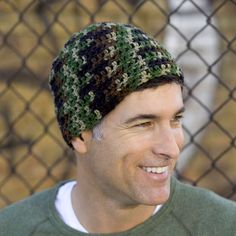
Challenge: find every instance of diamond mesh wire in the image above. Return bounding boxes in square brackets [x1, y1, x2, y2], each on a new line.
[0, 0, 236, 207]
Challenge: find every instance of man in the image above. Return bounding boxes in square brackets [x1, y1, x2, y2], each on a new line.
[0, 22, 236, 236]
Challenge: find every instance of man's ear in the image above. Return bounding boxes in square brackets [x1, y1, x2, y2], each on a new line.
[71, 131, 92, 154]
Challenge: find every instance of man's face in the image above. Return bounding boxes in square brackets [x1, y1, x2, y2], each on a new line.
[80, 83, 184, 207]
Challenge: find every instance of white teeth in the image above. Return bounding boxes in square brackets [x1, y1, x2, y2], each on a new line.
[142, 166, 168, 174]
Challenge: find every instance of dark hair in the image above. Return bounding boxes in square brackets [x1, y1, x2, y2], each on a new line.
[135, 75, 184, 92]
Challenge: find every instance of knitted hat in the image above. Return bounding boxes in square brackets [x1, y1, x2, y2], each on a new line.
[49, 22, 183, 148]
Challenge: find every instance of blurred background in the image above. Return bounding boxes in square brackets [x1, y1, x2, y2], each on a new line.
[0, 0, 236, 208]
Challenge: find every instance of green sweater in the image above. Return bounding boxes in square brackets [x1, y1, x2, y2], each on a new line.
[1, 177, 236, 236]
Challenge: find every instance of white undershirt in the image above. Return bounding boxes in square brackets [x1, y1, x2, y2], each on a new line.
[55, 181, 162, 233]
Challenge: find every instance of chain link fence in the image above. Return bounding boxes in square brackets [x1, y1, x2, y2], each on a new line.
[0, 0, 236, 208]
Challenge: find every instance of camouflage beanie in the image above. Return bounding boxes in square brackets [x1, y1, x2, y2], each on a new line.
[49, 22, 183, 148]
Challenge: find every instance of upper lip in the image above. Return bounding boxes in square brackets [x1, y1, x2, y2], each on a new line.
[138, 154, 173, 168]
[139, 163, 170, 168]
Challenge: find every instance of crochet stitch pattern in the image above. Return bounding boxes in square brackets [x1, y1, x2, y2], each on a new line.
[49, 22, 184, 147]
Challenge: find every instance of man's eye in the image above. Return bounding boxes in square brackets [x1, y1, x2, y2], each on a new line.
[172, 115, 184, 124]
[134, 121, 153, 128]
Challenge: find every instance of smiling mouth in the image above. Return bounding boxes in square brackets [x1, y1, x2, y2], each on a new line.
[141, 166, 168, 174]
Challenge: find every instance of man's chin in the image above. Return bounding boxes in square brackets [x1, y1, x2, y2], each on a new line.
[141, 185, 171, 206]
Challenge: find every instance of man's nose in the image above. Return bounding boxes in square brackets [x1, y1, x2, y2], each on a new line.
[152, 125, 180, 159]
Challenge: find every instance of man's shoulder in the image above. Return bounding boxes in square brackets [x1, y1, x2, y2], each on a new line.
[175, 179, 236, 213]
[171, 178, 236, 234]
[0, 183, 59, 236]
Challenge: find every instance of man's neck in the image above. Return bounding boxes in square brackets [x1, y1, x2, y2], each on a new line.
[71, 182, 156, 234]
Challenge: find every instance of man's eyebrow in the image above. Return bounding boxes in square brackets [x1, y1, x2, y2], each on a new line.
[175, 106, 185, 115]
[123, 106, 185, 125]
